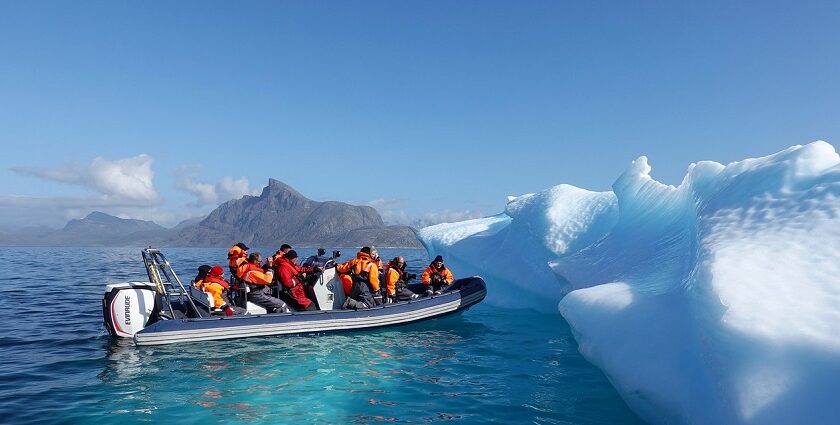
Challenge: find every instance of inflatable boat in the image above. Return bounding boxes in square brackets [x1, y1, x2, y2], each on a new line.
[103, 248, 486, 346]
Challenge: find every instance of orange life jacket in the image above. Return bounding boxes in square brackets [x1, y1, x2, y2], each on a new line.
[337, 252, 380, 293]
[383, 264, 403, 296]
[203, 275, 230, 290]
[228, 245, 247, 268]
[195, 278, 228, 308]
[239, 262, 272, 285]
[422, 264, 453, 285]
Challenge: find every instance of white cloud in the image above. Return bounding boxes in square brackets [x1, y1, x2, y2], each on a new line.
[217, 176, 254, 201]
[364, 198, 411, 224]
[0, 195, 206, 229]
[1, 155, 246, 229]
[175, 165, 258, 207]
[364, 198, 483, 228]
[1, 154, 166, 229]
[11, 154, 161, 204]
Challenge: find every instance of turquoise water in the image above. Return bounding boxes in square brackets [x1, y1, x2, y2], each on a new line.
[0, 247, 644, 424]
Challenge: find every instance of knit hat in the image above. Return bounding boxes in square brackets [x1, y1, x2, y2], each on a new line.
[209, 265, 224, 277]
[285, 249, 298, 260]
[196, 264, 212, 279]
[433, 255, 443, 263]
[360, 246, 371, 255]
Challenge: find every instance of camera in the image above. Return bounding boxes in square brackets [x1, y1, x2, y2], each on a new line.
[403, 272, 417, 281]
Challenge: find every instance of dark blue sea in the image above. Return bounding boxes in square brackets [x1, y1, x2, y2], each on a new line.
[0, 247, 644, 424]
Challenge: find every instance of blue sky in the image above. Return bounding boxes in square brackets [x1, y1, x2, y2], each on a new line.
[1, 1, 839, 228]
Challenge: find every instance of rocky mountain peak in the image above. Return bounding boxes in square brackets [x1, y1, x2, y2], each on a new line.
[83, 211, 122, 222]
[262, 178, 306, 198]
[259, 179, 311, 210]
[175, 179, 419, 247]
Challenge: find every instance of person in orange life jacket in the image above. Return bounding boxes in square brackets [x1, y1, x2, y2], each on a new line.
[194, 265, 233, 315]
[335, 247, 374, 296]
[335, 246, 380, 309]
[422, 255, 454, 295]
[275, 250, 321, 311]
[199, 265, 239, 316]
[225, 242, 249, 307]
[227, 242, 249, 279]
[193, 265, 212, 287]
[235, 249, 261, 281]
[240, 252, 287, 313]
[384, 256, 420, 303]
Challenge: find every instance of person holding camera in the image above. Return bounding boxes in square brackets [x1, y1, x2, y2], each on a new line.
[239, 252, 288, 313]
[384, 256, 420, 302]
[275, 249, 321, 311]
[421, 255, 454, 296]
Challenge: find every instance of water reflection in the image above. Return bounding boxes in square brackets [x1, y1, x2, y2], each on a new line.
[95, 314, 493, 423]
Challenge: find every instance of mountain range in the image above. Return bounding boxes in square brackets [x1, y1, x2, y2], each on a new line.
[0, 179, 421, 248]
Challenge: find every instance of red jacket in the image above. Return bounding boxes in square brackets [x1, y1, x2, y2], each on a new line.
[276, 257, 315, 309]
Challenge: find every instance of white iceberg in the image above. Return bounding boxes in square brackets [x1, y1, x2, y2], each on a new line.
[418, 141, 840, 425]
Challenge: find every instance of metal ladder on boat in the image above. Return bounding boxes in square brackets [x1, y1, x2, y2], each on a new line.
[142, 248, 211, 319]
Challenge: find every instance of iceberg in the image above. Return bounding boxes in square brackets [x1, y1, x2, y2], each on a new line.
[418, 141, 840, 425]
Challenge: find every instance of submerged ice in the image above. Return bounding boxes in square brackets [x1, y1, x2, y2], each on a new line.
[418, 141, 840, 425]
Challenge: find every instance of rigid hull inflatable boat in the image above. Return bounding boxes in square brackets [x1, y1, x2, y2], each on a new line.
[103, 248, 487, 346]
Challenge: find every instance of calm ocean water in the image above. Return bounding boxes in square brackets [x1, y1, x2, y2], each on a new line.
[0, 247, 644, 424]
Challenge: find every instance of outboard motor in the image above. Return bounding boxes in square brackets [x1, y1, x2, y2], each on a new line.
[103, 282, 162, 338]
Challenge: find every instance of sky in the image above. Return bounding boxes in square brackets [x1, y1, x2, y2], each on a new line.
[1, 0, 839, 229]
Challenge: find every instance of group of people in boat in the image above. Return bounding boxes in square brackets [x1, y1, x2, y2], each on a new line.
[192, 242, 455, 316]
